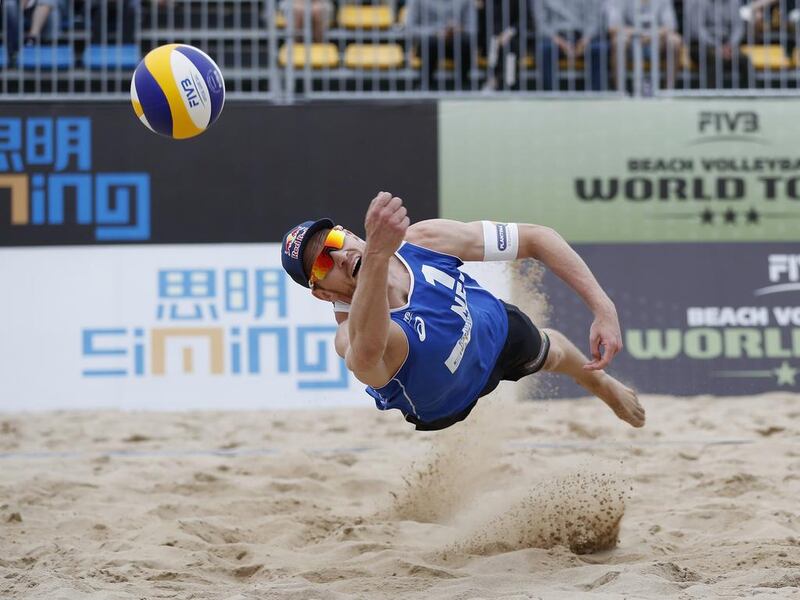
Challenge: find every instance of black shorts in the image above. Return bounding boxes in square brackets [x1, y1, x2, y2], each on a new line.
[407, 300, 550, 431]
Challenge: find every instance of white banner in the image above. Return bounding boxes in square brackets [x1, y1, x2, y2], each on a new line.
[0, 244, 510, 411]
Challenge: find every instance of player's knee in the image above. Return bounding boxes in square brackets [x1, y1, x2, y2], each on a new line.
[541, 328, 564, 371]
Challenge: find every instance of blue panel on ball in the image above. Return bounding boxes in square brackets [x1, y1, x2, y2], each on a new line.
[174, 45, 225, 126]
[134, 62, 173, 137]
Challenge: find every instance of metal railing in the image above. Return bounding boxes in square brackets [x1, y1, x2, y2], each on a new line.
[1, 0, 799, 101]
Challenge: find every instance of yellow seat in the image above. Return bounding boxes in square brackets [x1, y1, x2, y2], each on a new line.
[278, 43, 339, 68]
[410, 55, 455, 70]
[558, 57, 585, 69]
[345, 43, 403, 69]
[275, 11, 286, 28]
[477, 55, 534, 69]
[680, 45, 695, 70]
[397, 6, 407, 25]
[741, 44, 791, 69]
[338, 5, 393, 29]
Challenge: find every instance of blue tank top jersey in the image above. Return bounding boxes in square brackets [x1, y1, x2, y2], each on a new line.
[365, 242, 509, 423]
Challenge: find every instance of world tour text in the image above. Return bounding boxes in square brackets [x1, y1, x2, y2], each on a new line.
[575, 176, 800, 201]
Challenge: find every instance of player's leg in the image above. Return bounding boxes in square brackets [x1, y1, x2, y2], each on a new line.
[541, 328, 645, 427]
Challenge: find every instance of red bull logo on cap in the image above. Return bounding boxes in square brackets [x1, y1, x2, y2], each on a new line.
[284, 225, 308, 259]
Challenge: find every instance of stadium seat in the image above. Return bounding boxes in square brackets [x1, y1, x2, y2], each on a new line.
[680, 45, 695, 70]
[83, 44, 140, 69]
[410, 55, 484, 71]
[338, 5, 393, 29]
[397, 6, 407, 25]
[477, 55, 534, 69]
[344, 43, 403, 69]
[19, 45, 73, 69]
[275, 11, 287, 28]
[0, 48, 6, 68]
[278, 43, 339, 68]
[741, 44, 791, 69]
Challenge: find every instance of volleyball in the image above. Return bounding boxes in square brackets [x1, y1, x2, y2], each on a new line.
[130, 44, 225, 140]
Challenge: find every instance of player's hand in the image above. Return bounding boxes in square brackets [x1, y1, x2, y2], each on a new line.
[584, 307, 623, 371]
[364, 191, 409, 258]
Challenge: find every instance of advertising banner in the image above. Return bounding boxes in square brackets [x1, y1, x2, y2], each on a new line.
[440, 99, 800, 243]
[0, 244, 509, 411]
[0, 244, 359, 410]
[538, 243, 800, 397]
[0, 102, 438, 246]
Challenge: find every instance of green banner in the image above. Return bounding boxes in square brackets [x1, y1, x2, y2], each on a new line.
[440, 99, 800, 242]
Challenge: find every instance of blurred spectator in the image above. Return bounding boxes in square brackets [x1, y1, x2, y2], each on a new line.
[533, 0, 609, 91]
[91, 0, 139, 44]
[405, 0, 478, 90]
[741, 0, 798, 61]
[478, 0, 532, 90]
[2, 0, 65, 63]
[685, 0, 752, 88]
[282, 0, 333, 43]
[607, 0, 683, 89]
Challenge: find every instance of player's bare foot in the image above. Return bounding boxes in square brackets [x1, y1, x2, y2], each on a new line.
[594, 373, 645, 428]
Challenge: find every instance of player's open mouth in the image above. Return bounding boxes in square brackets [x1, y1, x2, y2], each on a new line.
[352, 257, 362, 278]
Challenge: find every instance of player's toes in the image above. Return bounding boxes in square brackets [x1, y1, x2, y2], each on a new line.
[629, 404, 646, 427]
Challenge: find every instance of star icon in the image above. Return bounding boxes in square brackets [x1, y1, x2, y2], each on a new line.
[774, 361, 797, 386]
[745, 208, 760, 224]
[700, 208, 714, 224]
[723, 208, 737, 224]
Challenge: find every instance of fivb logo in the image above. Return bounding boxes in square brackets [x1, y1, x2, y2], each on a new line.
[755, 255, 800, 296]
[0, 117, 150, 241]
[698, 111, 759, 134]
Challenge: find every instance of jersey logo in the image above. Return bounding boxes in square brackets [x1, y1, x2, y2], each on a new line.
[414, 316, 426, 341]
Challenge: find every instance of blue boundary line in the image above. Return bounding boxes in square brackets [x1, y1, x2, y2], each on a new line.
[0, 438, 769, 461]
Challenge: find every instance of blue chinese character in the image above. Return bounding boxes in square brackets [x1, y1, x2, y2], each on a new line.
[224, 268, 249, 313]
[26, 118, 54, 167]
[255, 268, 287, 319]
[55, 118, 91, 171]
[0, 118, 23, 172]
[157, 269, 218, 321]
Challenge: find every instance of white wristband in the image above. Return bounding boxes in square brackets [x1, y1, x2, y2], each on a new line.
[481, 221, 519, 261]
[333, 301, 351, 313]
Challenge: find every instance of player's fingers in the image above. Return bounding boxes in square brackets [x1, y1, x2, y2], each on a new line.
[370, 191, 392, 210]
[385, 196, 402, 213]
[589, 332, 601, 361]
[389, 205, 407, 224]
[593, 348, 613, 370]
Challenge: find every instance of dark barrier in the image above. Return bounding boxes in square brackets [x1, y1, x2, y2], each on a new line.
[538, 243, 800, 397]
[0, 102, 439, 246]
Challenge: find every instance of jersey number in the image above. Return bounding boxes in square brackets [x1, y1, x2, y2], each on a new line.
[421, 264, 473, 374]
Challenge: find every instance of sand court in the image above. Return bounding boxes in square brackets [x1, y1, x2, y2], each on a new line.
[1, 391, 799, 599]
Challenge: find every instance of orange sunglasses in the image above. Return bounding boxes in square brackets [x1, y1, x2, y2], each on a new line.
[308, 228, 345, 287]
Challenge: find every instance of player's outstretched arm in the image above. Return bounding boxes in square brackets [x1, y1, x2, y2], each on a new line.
[516, 224, 622, 371]
[407, 218, 621, 371]
[345, 192, 410, 385]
